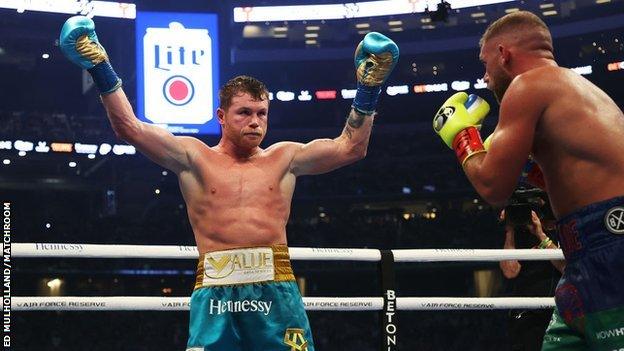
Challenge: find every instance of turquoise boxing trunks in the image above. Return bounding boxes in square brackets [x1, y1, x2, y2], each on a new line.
[542, 196, 624, 350]
[186, 245, 314, 351]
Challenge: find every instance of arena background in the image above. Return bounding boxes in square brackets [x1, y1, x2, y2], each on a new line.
[1, 0, 623, 350]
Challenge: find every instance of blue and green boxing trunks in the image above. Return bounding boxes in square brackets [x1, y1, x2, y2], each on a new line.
[542, 196, 624, 350]
[186, 245, 315, 351]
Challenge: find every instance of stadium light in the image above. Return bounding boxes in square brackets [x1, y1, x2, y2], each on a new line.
[0, 0, 136, 19]
[233, 0, 516, 22]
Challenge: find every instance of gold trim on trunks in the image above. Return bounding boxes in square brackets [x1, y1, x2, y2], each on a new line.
[195, 245, 294, 289]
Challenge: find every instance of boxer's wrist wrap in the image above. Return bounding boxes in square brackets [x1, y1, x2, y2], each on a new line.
[452, 126, 486, 167]
[538, 237, 553, 249]
[87, 61, 122, 95]
[352, 82, 381, 115]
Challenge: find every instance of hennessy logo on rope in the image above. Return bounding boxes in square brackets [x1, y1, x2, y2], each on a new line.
[283, 328, 308, 351]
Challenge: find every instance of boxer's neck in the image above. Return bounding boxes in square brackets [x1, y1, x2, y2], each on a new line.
[216, 139, 262, 160]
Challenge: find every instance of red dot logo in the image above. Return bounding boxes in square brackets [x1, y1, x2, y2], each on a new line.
[163, 75, 195, 106]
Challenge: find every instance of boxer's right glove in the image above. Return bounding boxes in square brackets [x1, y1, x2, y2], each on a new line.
[433, 92, 490, 166]
[59, 16, 122, 95]
[352, 32, 399, 115]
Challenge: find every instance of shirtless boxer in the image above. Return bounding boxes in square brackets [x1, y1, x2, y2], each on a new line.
[432, 11, 624, 350]
[59, 16, 398, 351]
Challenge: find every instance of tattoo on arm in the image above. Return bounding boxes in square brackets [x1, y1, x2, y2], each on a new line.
[347, 110, 367, 129]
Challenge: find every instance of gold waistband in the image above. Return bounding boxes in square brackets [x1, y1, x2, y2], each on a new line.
[194, 245, 295, 289]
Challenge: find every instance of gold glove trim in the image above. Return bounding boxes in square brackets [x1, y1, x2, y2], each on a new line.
[195, 245, 295, 289]
[75, 34, 109, 65]
[356, 51, 395, 86]
[461, 149, 487, 168]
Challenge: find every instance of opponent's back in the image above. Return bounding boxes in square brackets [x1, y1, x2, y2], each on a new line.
[532, 66, 624, 217]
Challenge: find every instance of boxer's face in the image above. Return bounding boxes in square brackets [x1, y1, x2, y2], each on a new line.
[218, 92, 268, 149]
[479, 40, 512, 103]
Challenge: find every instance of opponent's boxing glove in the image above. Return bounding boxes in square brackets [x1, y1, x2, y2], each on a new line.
[433, 92, 490, 166]
[59, 16, 122, 94]
[352, 32, 399, 115]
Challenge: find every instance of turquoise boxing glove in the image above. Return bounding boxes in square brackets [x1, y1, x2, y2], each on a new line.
[352, 32, 399, 115]
[59, 16, 122, 94]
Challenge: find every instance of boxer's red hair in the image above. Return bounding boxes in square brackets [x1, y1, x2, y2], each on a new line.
[219, 75, 269, 111]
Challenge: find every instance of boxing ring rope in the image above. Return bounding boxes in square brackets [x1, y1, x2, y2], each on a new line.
[12, 296, 555, 311]
[13, 242, 562, 351]
[12, 243, 564, 261]
[12, 242, 561, 311]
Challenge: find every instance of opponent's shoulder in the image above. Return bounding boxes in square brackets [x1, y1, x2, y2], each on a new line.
[503, 66, 562, 108]
[511, 66, 566, 94]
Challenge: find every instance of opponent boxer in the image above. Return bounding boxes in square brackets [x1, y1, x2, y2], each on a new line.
[59, 16, 398, 351]
[433, 11, 624, 350]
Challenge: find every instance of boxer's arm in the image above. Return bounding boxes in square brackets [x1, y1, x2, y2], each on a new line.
[290, 109, 373, 176]
[102, 89, 195, 173]
[59, 16, 195, 173]
[290, 32, 397, 176]
[463, 76, 545, 206]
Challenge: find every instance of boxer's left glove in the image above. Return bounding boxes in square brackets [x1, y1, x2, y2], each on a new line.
[60, 16, 122, 95]
[352, 32, 399, 115]
[433, 92, 490, 166]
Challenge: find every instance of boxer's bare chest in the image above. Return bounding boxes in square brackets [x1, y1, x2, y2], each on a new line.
[186, 148, 294, 207]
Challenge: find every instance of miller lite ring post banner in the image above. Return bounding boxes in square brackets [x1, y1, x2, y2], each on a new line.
[136, 12, 220, 135]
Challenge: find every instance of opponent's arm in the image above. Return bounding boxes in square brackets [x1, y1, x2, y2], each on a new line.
[290, 32, 399, 176]
[433, 76, 544, 206]
[59, 16, 193, 174]
[463, 77, 544, 205]
[484, 135, 546, 191]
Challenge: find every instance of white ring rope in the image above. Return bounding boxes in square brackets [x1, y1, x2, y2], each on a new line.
[12, 243, 561, 313]
[391, 248, 564, 262]
[13, 243, 564, 261]
[12, 296, 555, 311]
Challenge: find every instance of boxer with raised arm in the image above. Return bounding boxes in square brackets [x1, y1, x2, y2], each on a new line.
[59, 16, 398, 351]
[433, 11, 624, 350]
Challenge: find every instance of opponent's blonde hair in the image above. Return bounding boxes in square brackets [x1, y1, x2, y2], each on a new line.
[480, 11, 553, 54]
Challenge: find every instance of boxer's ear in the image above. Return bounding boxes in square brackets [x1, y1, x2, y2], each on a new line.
[498, 44, 511, 65]
[217, 108, 225, 125]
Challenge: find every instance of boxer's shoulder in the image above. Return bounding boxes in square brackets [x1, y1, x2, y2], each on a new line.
[502, 68, 559, 110]
[264, 141, 303, 157]
[178, 135, 207, 149]
[512, 66, 563, 88]
[178, 136, 214, 161]
[513, 66, 569, 94]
